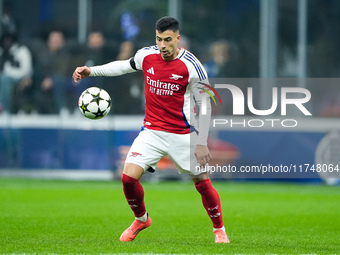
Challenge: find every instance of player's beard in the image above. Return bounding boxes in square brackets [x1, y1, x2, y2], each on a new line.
[161, 48, 176, 60]
[161, 51, 171, 60]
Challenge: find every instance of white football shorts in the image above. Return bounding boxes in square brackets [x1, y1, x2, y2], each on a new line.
[125, 128, 206, 176]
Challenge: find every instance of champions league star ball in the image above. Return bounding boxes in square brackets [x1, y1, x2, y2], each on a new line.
[78, 87, 111, 119]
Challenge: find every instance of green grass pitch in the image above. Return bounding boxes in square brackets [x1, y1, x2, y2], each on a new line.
[0, 177, 339, 254]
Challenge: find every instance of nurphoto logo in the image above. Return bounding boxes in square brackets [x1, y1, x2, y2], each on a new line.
[200, 81, 312, 128]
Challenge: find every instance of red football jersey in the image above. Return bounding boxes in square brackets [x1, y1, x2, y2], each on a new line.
[132, 46, 209, 134]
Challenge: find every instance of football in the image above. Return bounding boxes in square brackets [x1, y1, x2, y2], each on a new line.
[78, 87, 111, 119]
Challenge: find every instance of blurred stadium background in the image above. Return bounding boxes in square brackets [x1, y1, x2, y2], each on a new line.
[1, 0, 340, 184]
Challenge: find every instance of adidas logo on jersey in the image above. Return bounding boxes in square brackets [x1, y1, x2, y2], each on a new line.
[147, 67, 155, 75]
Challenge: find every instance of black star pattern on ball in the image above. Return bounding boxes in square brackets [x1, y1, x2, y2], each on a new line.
[93, 107, 107, 119]
[91, 92, 102, 106]
[79, 101, 89, 115]
[106, 99, 112, 108]
[90, 92, 110, 119]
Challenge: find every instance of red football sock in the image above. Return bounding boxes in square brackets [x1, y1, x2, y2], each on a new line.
[195, 178, 224, 229]
[122, 174, 146, 218]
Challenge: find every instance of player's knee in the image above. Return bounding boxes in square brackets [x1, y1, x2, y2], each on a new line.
[191, 172, 209, 184]
[123, 163, 144, 179]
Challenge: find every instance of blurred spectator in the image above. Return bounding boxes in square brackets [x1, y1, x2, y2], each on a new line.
[204, 40, 230, 78]
[0, 31, 33, 113]
[204, 40, 242, 78]
[116, 40, 134, 60]
[1, 4, 18, 36]
[178, 35, 190, 50]
[83, 31, 116, 66]
[33, 30, 72, 114]
[203, 40, 244, 116]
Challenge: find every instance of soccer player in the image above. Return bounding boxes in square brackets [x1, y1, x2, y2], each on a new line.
[72, 16, 230, 243]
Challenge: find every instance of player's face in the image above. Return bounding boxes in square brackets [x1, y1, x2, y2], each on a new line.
[156, 30, 180, 61]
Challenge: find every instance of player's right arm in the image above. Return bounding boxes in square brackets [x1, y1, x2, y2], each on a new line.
[72, 58, 137, 83]
[72, 47, 155, 83]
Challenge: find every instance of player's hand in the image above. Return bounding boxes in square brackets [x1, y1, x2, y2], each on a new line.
[72, 66, 91, 83]
[195, 144, 212, 167]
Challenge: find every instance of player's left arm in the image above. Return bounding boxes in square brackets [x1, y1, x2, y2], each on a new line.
[195, 95, 212, 166]
[192, 79, 213, 166]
